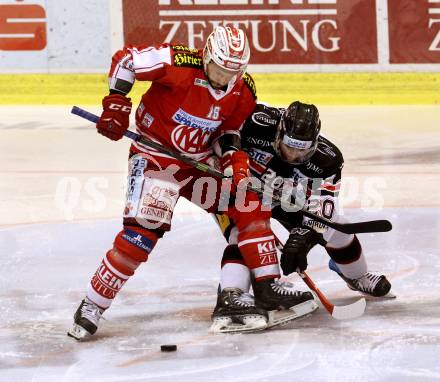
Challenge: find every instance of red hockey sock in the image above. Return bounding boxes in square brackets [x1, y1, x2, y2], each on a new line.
[86, 251, 132, 309]
[237, 229, 280, 281]
[85, 226, 159, 309]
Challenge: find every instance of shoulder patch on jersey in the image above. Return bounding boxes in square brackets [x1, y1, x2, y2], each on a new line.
[171, 44, 200, 54]
[242, 73, 257, 99]
[173, 52, 203, 69]
[317, 140, 337, 158]
[194, 78, 209, 87]
[315, 136, 344, 173]
[251, 111, 278, 127]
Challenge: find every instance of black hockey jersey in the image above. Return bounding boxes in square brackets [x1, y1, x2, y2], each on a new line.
[241, 103, 344, 230]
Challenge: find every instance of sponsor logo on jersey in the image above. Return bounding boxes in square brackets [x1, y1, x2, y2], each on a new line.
[317, 141, 337, 158]
[172, 108, 221, 132]
[137, 102, 145, 118]
[247, 147, 273, 165]
[141, 112, 154, 128]
[194, 78, 209, 88]
[249, 159, 266, 176]
[173, 53, 203, 68]
[137, 102, 154, 128]
[122, 229, 153, 253]
[246, 136, 273, 147]
[242, 73, 257, 99]
[171, 124, 211, 154]
[171, 44, 199, 54]
[304, 161, 324, 174]
[251, 112, 277, 127]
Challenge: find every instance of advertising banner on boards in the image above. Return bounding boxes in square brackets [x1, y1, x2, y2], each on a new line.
[123, 0, 378, 64]
[1, 0, 439, 72]
[388, 0, 440, 63]
[0, 3, 47, 51]
[0, 0, 110, 72]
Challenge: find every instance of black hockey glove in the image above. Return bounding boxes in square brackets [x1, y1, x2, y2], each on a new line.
[280, 227, 323, 275]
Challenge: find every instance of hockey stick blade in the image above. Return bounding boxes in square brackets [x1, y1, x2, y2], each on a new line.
[326, 219, 392, 235]
[71, 106, 392, 235]
[330, 297, 366, 320]
[274, 235, 366, 320]
[299, 271, 366, 320]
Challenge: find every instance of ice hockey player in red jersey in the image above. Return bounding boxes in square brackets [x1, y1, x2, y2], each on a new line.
[210, 101, 392, 333]
[68, 27, 315, 340]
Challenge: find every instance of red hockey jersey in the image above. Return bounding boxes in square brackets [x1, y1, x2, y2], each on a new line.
[108, 43, 257, 167]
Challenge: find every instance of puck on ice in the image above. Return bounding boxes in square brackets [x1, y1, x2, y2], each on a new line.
[160, 344, 177, 352]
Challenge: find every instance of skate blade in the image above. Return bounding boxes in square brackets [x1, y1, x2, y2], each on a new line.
[210, 315, 268, 334]
[362, 291, 397, 300]
[267, 300, 319, 329]
[67, 323, 93, 341]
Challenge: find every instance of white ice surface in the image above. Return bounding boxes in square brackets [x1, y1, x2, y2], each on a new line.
[1, 207, 440, 382]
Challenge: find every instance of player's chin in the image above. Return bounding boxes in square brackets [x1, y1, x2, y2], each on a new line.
[281, 154, 301, 165]
[210, 81, 226, 90]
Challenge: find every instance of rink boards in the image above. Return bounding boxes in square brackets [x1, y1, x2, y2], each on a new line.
[2, 73, 440, 106]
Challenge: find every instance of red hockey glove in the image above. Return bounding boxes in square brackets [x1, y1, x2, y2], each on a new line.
[96, 94, 132, 141]
[231, 150, 250, 189]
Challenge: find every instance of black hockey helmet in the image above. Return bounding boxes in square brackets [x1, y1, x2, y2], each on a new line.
[274, 101, 321, 164]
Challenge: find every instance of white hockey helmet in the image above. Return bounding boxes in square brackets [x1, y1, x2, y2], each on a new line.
[203, 26, 250, 79]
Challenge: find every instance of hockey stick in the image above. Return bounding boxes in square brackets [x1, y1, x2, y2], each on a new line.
[71, 106, 392, 235]
[274, 236, 366, 320]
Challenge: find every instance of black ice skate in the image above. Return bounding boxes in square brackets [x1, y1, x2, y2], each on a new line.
[329, 259, 393, 298]
[252, 278, 318, 328]
[67, 298, 105, 340]
[210, 287, 268, 333]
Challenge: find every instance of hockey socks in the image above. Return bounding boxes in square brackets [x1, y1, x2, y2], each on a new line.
[86, 226, 159, 309]
[220, 245, 251, 292]
[326, 235, 367, 279]
[237, 230, 280, 281]
[86, 251, 132, 309]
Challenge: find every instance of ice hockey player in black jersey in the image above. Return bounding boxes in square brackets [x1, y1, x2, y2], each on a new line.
[210, 101, 392, 333]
